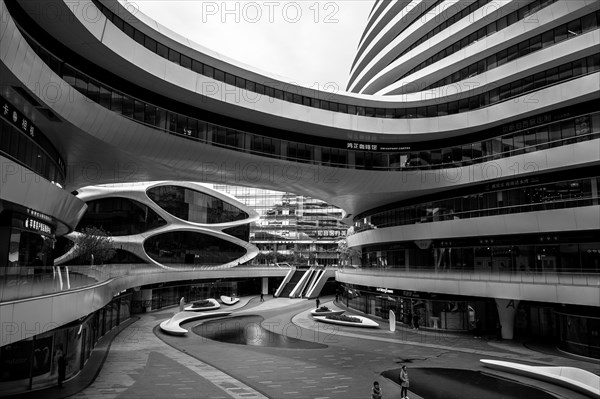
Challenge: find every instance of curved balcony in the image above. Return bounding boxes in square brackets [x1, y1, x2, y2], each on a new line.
[335, 267, 600, 306]
[348, 206, 600, 247]
[0, 264, 289, 346]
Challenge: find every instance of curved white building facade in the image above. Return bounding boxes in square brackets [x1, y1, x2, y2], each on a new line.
[55, 182, 259, 268]
[0, 0, 599, 390]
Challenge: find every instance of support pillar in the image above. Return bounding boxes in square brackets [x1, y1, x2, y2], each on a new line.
[495, 298, 520, 339]
[262, 277, 269, 295]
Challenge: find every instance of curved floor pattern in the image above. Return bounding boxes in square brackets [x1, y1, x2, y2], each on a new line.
[67, 297, 595, 399]
[70, 309, 267, 399]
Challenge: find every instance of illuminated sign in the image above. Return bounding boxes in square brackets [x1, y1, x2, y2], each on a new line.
[376, 287, 393, 294]
[24, 218, 52, 235]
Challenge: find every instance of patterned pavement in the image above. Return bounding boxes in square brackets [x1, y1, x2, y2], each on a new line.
[35, 296, 597, 399]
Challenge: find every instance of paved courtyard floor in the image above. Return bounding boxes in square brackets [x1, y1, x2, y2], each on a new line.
[18, 296, 599, 399]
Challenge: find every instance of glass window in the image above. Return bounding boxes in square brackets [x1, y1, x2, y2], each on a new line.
[581, 13, 597, 33]
[144, 104, 157, 126]
[533, 71, 546, 89]
[588, 53, 600, 72]
[502, 135, 513, 154]
[554, 24, 567, 42]
[558, 63, 573, 80]
[235, 76, 245, 89]
[87, 80, 99, 103]
[523, 130, 537, 151]
[168, 48, 180, 65]
[435, 103, 446, 116]
[214, 69, 225, 82]
[191, 60, 203, 74]
[144, 36, 157, 53]
[536, 126, 549, 149]
[497, 16, 508, 31]
[134, 30, 145, 46]
[510, 80, 522, 98]
[512, 132, 525, 154]
[156, 42, 168, 58]
[99, 86, 111, 109]
[572, 59, 585, 76]
[203, 64, 214, 78]
[133, 100, 145, 122]
[567, 19, 582, 37]
[123, 23, 134, 39]
[507, 45, 518, 62]
[225, 73, 235, 86]
[180, 54, 192, 69]
[111, 91, 122, 114]
[518, 40, 530, 57]
[561, 120, 576, 143]
[122, 95, 133, 117]
[546, 67, 559, 85]
[497, 49, 508, 66]
[529, 35, 542, 54]
[447, 101, 458, 115]
[541, 30, 554, 48]
[548, 121, 562, 146]
[507, 11, 518, 26]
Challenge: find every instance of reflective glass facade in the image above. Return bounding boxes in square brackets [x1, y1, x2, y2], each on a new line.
[425, 11, 600, 91]
[144, 231, 246, 265]
[146, 185, 248, 224]
[0, 294, 130, 394]
[9, 7, 599, 171]
[0, 205, 55, 270]
[359, 233, 600, 274]
[77, 198, 166, 236]
[0, 97, 66, 186]
[355, 173, 600, 231]
[213, 186, 346, 266]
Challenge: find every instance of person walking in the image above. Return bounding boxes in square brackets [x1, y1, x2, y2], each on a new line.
[260, 292, 264, 302]
[56, 345, 66, 388]
[400, 365, 410, 399]
[315, 297, 320, 309]
[371, 380, 382, 399]
[413, 312, 420, 330]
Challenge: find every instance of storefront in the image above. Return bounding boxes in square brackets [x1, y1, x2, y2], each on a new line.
[0, 293, 131, 395]
[341, 283, 496, 332]
[0, 203, 57, 274]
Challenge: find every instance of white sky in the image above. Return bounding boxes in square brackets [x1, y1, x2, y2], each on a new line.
[131, 1, 373, 90]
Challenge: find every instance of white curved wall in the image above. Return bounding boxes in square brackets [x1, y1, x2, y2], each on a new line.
[55, 182, 259, 268]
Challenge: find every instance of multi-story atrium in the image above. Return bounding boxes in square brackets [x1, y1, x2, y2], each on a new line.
[1, 0, 598, 397]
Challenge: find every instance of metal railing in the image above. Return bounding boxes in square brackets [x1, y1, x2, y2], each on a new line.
[337, 267, 600, 287]
[0, 264, 289, 303]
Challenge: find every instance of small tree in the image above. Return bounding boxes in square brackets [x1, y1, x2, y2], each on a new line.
[337, 239, 361, 268]
[73, 226, 116, 265]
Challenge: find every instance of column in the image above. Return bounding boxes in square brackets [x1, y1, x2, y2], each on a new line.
[495, 298, 520, 339]
[262, 277, 269, 295]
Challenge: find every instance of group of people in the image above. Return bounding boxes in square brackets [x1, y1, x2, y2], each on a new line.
[372, 365, 410, 399]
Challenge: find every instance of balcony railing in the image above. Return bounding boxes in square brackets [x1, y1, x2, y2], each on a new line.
[338, 266, 600, 287]
[0, 264, 289, 303]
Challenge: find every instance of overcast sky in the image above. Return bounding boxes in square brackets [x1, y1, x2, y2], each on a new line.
[131, 1, 373, 91]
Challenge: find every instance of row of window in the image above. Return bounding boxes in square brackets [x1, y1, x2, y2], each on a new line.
[425, 11, 600, 91]
[0, 118, 65, 185]
[91, 0, 566, 119]
[395, 0, 560, 84]
[385, 0, 495, 72]
[17, 21, 600, 171]
[354, 176, 599, 231]
[360, 241, 600, 274]
[356, 0, 446, 71]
